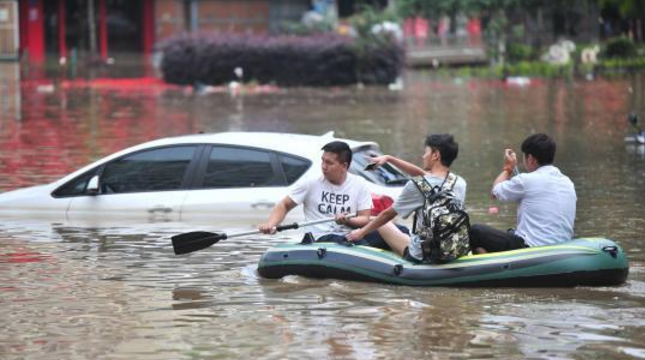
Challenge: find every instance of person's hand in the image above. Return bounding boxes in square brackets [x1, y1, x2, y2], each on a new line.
[259, 223, 277, 234]
[365, 155, 388, 170]
[335, 212, 350, 225]
[346, 228, 365, 242]
[503, 149, 517, 173]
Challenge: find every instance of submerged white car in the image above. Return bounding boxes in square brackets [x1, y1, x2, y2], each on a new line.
[0, 132, 407, 222]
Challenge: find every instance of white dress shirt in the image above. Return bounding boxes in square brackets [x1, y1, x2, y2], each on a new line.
[493, 165, 576, 247]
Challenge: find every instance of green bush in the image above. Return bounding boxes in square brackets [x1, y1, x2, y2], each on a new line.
[599, 57, 645, 70]
[278, 20, 334, 36]
[603, 37, 638, 59]
[507, 43, 535, 62]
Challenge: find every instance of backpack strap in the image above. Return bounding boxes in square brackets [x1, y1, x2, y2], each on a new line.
[442, 172, 458, 192]
[411, 176, 432, 234]
[411, 173, 458, 198]
[411, 175, 434, 197]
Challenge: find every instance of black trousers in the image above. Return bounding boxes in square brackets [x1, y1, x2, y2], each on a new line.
[469, 224, 528, 253]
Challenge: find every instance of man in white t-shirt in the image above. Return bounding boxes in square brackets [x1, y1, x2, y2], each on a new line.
[346, 134, 467, 263]
[469, 133, 577, 253]
[259, 141, 374, 242]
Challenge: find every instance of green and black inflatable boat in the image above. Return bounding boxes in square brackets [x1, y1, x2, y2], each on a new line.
[257, 238, 629, 287]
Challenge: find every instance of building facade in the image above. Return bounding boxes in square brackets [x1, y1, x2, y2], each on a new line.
[12, 0, 316, 63]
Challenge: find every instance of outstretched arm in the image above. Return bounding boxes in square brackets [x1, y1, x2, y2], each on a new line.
[368, 155, 425, 177]
[259, 197, 298, 234]
[345, 206, 398, 241]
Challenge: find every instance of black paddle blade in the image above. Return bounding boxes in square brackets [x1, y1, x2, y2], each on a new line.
[172, 231, 226, 255]
[628, 113, 639, 127]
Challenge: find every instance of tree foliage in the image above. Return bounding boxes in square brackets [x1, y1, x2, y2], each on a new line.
[599, 0, 645, 18]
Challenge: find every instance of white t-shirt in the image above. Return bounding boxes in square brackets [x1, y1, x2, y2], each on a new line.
[492, 165, 576, 247]
[392, 173, 467, 261]
[289, 173, 373, 239]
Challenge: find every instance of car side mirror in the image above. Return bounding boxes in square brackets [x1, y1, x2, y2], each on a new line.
[86, 175, 100, 196]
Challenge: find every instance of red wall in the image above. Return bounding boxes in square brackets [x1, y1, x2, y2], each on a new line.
[20, 0, 45, 63]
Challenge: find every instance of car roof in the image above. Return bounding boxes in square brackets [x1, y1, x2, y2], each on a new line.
[131, 131, 379, 156]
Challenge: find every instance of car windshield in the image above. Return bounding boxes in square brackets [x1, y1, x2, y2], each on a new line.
[350, 147, 409, 186]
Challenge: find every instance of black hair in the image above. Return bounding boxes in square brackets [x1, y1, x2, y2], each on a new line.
[321, 141, 352, 167]
[425, 134, 458, 167]
[521, 133, 556, 165]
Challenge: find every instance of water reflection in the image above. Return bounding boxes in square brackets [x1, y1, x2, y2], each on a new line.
[626, 143, 645, 159]
[1, 72, 645, 359]
[0, 63, 21, 121]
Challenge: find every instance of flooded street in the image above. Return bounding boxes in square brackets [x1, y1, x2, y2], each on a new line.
[1, 64, 645, 359]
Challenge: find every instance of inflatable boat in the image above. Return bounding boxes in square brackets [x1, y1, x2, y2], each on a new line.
[257, 238, 629, 287]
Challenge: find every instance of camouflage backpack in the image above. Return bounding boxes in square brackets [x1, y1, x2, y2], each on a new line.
[412, 173, 470, 263]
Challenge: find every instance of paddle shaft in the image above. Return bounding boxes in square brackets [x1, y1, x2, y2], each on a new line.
[221, 213, 358, 241]
[172, 213, 359, 255]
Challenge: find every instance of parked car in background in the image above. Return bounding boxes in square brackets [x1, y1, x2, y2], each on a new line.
[0, 132, 407, 223]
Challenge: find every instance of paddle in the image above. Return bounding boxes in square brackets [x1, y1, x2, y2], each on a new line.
[172, 213, 357, 255]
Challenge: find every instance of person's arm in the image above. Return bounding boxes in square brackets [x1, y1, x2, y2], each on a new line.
[369, 155, 425, 177]
[345, 207, 398, 241]
[335, 209, 372, 229]
[492, 149, 517, 198]
[337, 177, 378, 228]
[259, 196, 298, 234]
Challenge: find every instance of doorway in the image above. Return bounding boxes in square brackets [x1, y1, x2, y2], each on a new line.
[42, 0, 144, 57]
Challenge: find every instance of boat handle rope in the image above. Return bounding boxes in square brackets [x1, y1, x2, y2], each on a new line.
[317, 248, 327, 259]
[602, 246, 618, 258]
[393, 264, 403, 276]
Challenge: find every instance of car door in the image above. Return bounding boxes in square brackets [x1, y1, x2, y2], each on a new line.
[66, 145, 201, 221]
[180, 145, 312, 222]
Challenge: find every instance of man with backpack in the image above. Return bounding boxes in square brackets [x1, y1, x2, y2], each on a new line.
[469, 133, 577, 253]
[346, 134, 469, 263]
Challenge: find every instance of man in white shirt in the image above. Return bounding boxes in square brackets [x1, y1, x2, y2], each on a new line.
[259, 141, 373, 243]
[470, 133, 577, 253]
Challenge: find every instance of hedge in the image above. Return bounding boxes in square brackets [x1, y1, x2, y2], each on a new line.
[160, 33, 404, 87]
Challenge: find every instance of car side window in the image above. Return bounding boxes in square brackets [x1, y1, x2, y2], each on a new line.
[203, 146, 281, 188]
[101, 146, 195, 193]
[52, 169, 99, 197]
[278, 154, 311, 185]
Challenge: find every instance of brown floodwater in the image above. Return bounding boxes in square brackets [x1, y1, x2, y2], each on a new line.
[1, 62, 645, 359]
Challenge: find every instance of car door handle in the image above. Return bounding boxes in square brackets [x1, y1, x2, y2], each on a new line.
[148, 206, 173, 213]
[251, 201, 275, 209]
